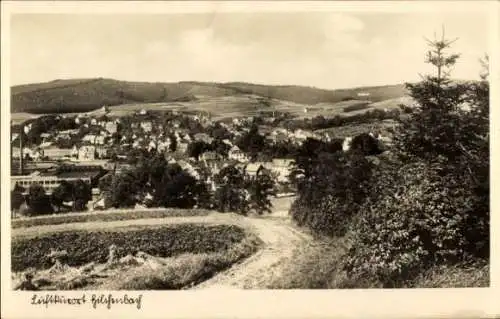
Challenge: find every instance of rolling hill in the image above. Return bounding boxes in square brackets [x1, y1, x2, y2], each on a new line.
[11, 78, 409, 114]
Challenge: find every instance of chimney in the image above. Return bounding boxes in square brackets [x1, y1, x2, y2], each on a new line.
[19, 127, 24, 175]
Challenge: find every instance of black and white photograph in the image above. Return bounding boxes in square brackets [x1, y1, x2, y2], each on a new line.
[1, 1, 498, 318]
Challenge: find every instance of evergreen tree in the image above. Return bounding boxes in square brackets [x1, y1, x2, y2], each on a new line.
[393, 28, 470, 164]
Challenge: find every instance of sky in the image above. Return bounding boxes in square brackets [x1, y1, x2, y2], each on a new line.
[10, 11, 491, 89]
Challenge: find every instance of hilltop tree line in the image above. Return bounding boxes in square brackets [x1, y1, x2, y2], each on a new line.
[288, 33, 490, 287]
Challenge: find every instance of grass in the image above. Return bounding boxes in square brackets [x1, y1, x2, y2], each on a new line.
[12, 224, 246, 272]
[102, 232, 263, 290]
[266, 236, 489, 289]
[408, 261, 489, 288]
[266, 237, 350, 289]
[11, 208, 211, 229]
[11, 78, 407, 114]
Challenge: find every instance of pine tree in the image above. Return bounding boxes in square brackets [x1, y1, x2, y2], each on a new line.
[393, 27, 470, 164]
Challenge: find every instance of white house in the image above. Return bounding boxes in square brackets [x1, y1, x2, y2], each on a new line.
[140, 121, 152, 133]
[148, 141, 157, 152]
[342, 137, 353, 152]
[78, 145, 96, 161]
[105, 122, 118, 134]
[228, 145, 249, 162]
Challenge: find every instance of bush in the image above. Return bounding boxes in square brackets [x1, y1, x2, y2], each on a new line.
[291, 151, 374, 237]
[343, 161, 488, 287]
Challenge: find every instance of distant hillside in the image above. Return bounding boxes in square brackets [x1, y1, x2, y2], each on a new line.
[11, 78, 408, 114]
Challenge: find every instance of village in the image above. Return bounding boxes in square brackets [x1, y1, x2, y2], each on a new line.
[11, 104, 389, 214]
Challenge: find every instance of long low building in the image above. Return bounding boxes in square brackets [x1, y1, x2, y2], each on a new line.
[11, 165, 107, 194]
[12, 174, 92, 194]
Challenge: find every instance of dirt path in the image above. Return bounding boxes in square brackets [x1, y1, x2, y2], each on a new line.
[192, 215, 311, 289]
[192, 195, 312, 289]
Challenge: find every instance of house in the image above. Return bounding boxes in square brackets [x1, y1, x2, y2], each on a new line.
[183, 134, 192, 143]
[201, 151, 220, 162]
[148, 141, 157, 152]
[222, 139, 233, 147]
[24, 124, 33, 134]
[342, 137, 353, 151]
[95, 135, 106, 145]
[293, 129, 313, 140]
[58, 129, 79, 139]
[28, 148, 44, 161]
[140, 121, 152, 133]
[40, 146, 73, 159]
[178, 160, 200, 180]
[82, 134, 105, 145]
[95, 145, 108, 159]
[78, 145, 96, 161]
[194, 133, 213, 144]
[39, 141, 53, 148]
[105, 122, 117, 134]
[228, 145, 249, 162]
[82, 134, 97, 144]
[176, 141, 189, 154]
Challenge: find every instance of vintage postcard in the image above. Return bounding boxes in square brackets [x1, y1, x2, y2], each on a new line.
[1, 1, 499, 318]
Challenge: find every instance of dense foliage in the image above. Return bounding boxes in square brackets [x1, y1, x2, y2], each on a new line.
[291, 151, 374, 237]
[288, 32, 489, 287]
[51, 179, 92, 213]
[341, 34, 490, 286]
[213, 163, 277, 215]
[26, 184, 54, 216]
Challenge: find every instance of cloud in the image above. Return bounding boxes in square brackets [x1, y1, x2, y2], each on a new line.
[10, 11, 489, 88]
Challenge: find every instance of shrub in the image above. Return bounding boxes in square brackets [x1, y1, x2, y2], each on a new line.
[343, 161, 488, 287]
[291, 151, 374, 237]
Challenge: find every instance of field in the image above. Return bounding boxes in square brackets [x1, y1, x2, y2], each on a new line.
[11, 208, 211, 229]
[12, 219, 262, 290]
[10, 112, 45, 125]
[12, 224, 247, 271]
[10, 78, 408, 115]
